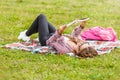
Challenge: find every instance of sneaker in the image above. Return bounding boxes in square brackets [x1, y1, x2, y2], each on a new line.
[18, 30, 30, 41]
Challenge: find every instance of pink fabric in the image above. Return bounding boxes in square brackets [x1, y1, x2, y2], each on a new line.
[81, 26, 117, 41]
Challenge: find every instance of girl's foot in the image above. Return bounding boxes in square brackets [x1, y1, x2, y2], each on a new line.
[18, 30, 30, 41]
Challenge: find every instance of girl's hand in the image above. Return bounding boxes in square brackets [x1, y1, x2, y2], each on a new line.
[79, 18, 89, 29]
[58, 25, 67, 35]
[80, 21, 87, 29]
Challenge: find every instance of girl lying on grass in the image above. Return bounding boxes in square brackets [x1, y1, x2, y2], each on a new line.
[18, 14, 98, 58]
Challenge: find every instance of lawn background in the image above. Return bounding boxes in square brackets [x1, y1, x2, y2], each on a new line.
[0, 0, 120, 80]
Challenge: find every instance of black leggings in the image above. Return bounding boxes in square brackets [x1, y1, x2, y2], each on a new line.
[26, 14, 56, 46]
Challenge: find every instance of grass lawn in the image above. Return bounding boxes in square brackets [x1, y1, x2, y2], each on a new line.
[0, 0, 120, 80]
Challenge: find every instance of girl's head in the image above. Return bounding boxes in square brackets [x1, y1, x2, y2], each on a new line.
[75, 42, 98, 58]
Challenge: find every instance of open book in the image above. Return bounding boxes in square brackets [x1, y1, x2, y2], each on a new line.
[66, 18, 89, 27]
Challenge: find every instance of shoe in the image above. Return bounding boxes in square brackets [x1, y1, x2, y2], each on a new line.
[18, 30, 30, 42]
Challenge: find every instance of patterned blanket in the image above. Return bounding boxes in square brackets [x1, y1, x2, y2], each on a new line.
[2, 39, 120, 56]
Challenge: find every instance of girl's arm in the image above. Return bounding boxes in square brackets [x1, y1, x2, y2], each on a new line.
[63, 34, 83, 44]
[46, 25, 67, 46]
[71, 21, 87, 38]
[71, 26, 83, 38]
[57, 25, 67, 35]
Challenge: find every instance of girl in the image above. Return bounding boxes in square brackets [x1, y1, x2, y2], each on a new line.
[18, 14, 98, 58]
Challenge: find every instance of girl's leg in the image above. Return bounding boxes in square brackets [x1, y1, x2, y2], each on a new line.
[26, 14, 56, 46]
[48, 22, 56, 33]
[26, 14, 56, 36]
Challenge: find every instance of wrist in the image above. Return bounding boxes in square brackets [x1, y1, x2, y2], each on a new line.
[80, 25, 84, 29]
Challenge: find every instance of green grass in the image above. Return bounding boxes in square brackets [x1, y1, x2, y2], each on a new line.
[0, 0, 120, 80]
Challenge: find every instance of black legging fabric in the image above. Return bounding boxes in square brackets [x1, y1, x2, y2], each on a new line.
[26, 14, 56, 46]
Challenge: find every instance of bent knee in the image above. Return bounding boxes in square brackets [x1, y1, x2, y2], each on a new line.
[38, 14, 46, 19]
